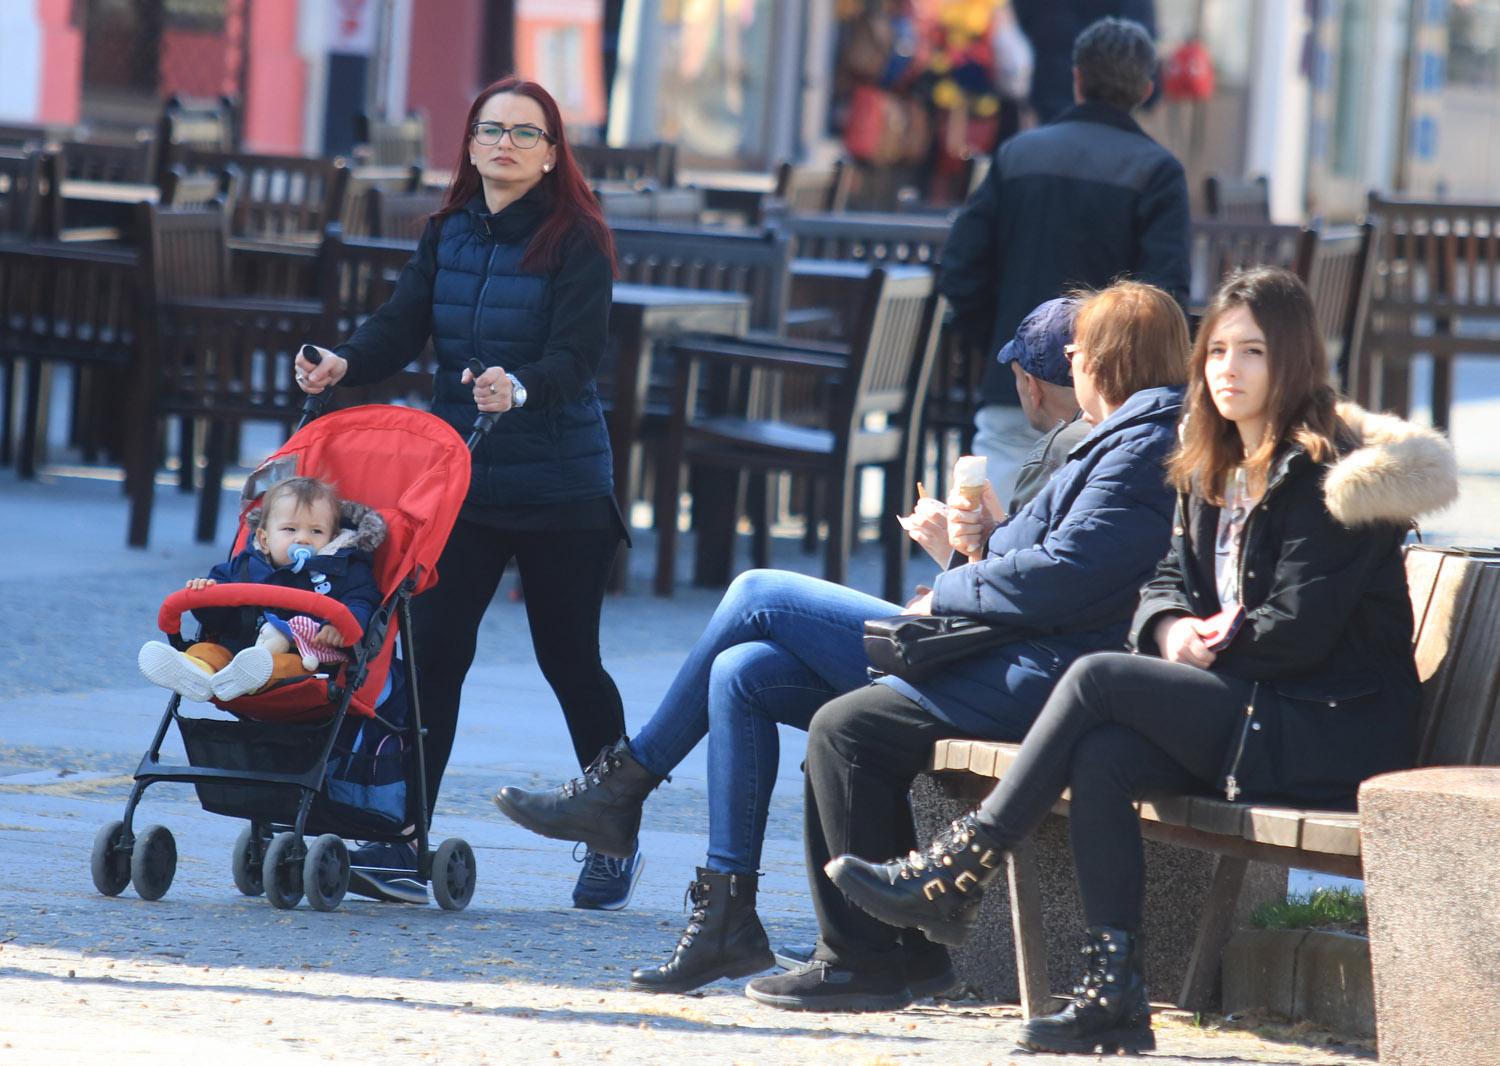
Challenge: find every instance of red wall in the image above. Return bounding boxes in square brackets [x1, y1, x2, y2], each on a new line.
[37, 0, 82, 124]
[159, 29, 226, 99]
[241, 0, 305, 153]
[404, 0, 487, 172]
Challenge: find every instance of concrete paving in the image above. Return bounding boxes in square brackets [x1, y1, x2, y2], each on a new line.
[7, 359, 1495, 1064]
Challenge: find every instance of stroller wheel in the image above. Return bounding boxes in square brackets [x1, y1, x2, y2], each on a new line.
[262, 832, 305, 910]
[303, 835, 350, 912]
[231, 824, 266, 896]
[91, 820, 131, 897]
[130, 825, 177, 901]
[432, 838, 477, 912]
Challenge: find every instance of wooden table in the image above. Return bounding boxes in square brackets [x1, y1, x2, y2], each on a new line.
[607, 283, 751, 589]
[678, 168, 778, 225]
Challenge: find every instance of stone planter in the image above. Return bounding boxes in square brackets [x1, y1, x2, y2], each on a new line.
[1221, 928, 1374, 1039]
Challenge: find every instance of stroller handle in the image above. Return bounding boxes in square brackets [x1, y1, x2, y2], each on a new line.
[466, 357, 501, 449]
[158, 584, 364, 647]
[295, 344, 335, 431]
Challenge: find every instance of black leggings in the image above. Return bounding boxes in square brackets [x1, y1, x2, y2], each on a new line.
[974, 651, 1254, 928]
[409, 518, 625, 812]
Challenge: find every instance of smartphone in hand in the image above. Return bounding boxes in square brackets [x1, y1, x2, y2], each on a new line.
[1200, 605, 1246, 652]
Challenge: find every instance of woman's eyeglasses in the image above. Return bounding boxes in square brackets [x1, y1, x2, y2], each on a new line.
[470, 122, 553, 149]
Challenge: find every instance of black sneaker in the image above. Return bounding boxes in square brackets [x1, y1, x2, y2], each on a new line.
[774, 942, 957, 1000]
[745, 959, 912, 1012]
[347, 840, 427, 905]
[571, 842, 644, 911]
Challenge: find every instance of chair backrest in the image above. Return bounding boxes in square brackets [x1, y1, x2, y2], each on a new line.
[366, 187, 443, 242]
[341, 164, 423, 237]
[773, 159, 852, 214]
[0, 148, 43, 239]
[596, 185, 704, 225]
[573, 142, 677, 187]
[139, 200, 232, 301]
[833, 268, 944, 445]
[1204, 174, 1271, 222]
[179, 149, 349, 239]
[612, 224, 792, 333]
[774, 211, 948, 266]
[1404, 546, 1500, 767]
[159, 94, 237, 153]
[1188, 219, 1316, 317]
[353, 111, 427, 168]
[58, 134, 156, 184]
[160, 163, 240, 214]
[1303, 222, 1374, 390]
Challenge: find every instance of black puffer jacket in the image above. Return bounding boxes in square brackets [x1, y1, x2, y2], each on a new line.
[1129, 405, 1459, 807]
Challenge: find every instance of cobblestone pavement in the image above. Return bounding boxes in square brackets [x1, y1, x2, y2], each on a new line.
[9, 363, 1496, 1064]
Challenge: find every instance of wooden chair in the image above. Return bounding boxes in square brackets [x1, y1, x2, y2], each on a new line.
[612, 224, 792, 334]
[57, 134, 157, 184]
[573, 143, 677, 187]
[1303, 222, 1374, 393]
[0, 148, 43, 240]
[160, 163, 240, 212]
[653, 269, 946, 602]
[1358, 195, 1500, 431]
[1187, 219, 1317, 320]
[341, 164, 423, 238]
[1203, 174, 1271, 222]
[772, 159, 853, 214]
[367, 187, 443, 242]
[596, 185, 704, 225]
[177, 149, 348, 241]
[124, 202, 324, 546]
[353, 111, 427, 168]
[155, 94, 238, 182]
[771, 211, 949, 266]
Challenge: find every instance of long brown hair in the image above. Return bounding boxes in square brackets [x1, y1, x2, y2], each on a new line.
[434, 77, 615, 275]
[1070, 280, 1189, 405]
[1169, 267, 1344, 504]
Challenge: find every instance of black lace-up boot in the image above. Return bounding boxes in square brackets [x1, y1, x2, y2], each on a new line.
[630, 868, 774, 993]
[493, 738, 662, 859]
[823, 813, 1006, 946]
[1018, 926, 1153, 1055]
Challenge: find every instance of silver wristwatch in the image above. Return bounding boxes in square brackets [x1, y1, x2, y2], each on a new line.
[506, 373, 527, 407]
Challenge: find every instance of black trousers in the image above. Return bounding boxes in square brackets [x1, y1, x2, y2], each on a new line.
[409, 517, 625, 813]
[804, 653, 1253, 966]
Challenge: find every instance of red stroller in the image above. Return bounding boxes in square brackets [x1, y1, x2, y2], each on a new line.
[92, 402, 477, 911]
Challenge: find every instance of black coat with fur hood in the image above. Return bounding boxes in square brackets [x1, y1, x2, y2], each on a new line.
[1129, 405, 1459, 807]
[192, 500, 387, 644]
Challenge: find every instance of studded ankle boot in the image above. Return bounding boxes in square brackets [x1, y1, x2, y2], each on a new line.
[493, 738, 663, 859]
[631, 868, 774, 994]
[1018, 926, 1153, 1055]
[823, 813, 1006, 946]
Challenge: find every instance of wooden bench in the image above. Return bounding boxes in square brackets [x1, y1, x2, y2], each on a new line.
[924, 544, 1500, 1016]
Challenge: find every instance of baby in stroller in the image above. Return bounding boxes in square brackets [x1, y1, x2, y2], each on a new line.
[138, 476, 384, 703]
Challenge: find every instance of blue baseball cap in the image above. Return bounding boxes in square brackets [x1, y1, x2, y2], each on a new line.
[997, 297, 1078, 387]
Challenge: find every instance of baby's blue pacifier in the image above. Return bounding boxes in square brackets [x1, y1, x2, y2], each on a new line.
[289, 545, 314, 573]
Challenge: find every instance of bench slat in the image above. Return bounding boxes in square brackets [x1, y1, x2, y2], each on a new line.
[1298, 816, 1362, 857]
[1243, 806, 1306, 848]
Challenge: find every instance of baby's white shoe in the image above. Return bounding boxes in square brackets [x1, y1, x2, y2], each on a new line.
[138, 641, 214, 703]
[210, 646, 275, 701]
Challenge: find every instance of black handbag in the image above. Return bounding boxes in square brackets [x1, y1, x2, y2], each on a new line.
[863, 614, 1016, 681]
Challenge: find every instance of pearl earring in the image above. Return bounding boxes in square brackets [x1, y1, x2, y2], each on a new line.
[542, 164, 552, 173]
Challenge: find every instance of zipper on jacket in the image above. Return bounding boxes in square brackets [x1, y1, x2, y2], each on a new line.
[471, 241, 501, 366]
[1223, 681, 1260, 802]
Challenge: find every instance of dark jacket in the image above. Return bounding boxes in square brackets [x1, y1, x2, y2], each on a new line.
[881, 386, 1183, 737]
[336, 186, 614, 509]
[940, 102, 1189, 407]
[1129, 405, 1459, 807]
[193, 500, 385, 646]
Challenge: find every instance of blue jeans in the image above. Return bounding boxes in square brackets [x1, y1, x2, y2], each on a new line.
[629, 570, 899, 875]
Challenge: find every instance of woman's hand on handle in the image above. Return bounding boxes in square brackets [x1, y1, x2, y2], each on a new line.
[462, 364, 515, 414]
[1158, 615, 1217, 670]
[295, 346, 346, 395]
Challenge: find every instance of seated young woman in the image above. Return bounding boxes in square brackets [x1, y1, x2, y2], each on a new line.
[823, 266, 1458, 1054]
[493, 281, 1191, 1006]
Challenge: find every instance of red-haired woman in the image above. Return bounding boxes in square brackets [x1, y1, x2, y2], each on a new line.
[823, 268, 1458, 1053]
[295, 78, 635, 909]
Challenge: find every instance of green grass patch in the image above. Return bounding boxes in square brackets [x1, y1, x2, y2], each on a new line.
[1251, 887, 1367, 935]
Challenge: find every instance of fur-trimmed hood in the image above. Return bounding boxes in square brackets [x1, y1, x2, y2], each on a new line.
[1324, 403, 1459, 527]
[245, 499, 387, 557]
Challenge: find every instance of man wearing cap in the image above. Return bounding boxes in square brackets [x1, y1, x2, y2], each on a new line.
[1001, 297, 1089, 514]
[941, 16, 1189, 505]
